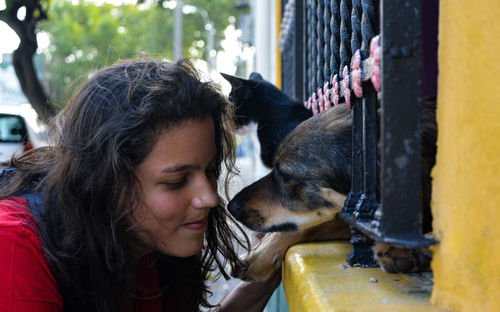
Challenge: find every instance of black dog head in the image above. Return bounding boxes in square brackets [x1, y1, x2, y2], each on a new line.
[228, 104, 353, 232]
[221, 72, 262, 129]
[221, 72, 313, 167]
[220, 72, 308, 128]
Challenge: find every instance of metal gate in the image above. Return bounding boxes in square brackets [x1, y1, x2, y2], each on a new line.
[280, 0, 438, 266]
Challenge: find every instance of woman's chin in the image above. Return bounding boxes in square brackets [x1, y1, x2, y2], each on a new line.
[160, 241, 204, 258]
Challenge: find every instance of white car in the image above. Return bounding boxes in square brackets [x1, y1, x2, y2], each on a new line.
[0, 104, 51, 162]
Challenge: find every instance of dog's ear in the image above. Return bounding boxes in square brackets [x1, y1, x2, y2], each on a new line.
[220, 72, 244, 87]
[249, 72, 264, 81]
[220, 73, 258, 88]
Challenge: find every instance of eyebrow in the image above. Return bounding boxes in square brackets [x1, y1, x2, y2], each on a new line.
[160, 156, 217, 174]
[161, 164, 198, 173]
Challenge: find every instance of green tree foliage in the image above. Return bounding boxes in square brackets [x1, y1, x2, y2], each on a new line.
[1, 0, 244, 117]
[40, 1, 174, 106]
[40, 0, 243, 108]
[181, 0, 246, 54]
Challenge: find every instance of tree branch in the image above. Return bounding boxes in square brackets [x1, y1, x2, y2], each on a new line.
[2, 0, 59, 123]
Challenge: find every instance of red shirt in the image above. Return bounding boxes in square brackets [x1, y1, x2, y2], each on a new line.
[0, 197, 166, 312]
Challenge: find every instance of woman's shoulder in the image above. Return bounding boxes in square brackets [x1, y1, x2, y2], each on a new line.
[0, 197, 31, 220]
[0, 197, 34, 229]
[0, 196, 42, 248]
[0, 196, 63, 310]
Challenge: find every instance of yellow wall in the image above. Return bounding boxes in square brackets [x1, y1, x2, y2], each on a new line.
[431, 1, 500, 311]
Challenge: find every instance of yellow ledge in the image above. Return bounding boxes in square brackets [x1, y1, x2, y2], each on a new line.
[283, 241, 446, 312]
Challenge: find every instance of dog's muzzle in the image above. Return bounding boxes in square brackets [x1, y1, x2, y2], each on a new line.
[227, 197, 247, 222]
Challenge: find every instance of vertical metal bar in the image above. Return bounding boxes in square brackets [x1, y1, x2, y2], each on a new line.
[351, 0, 362, 54]
[316, 0, 325, 86]
[295, 0, 304, 102]
[311, 0, 318, 93]
[344, 0, 376, 268]
[346, 81, 374, 267]
[307, 0, 312, 98]
[360, 0, 377, 57]
[379, 0, 422, 238]
[343, 0, 362, 215]
[339, 0, 352, 75]
[344, 105, 363, 215]
[355, 0, 378, 222]
[346, 228, 377, 266]
[329, 0, 341, 89]
[323, 0, 331, 82]
[356, 84, 378, 221]
[280, 0, 292, 97]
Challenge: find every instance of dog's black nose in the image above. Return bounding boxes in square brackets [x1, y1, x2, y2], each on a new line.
[227, 198, 245, 221]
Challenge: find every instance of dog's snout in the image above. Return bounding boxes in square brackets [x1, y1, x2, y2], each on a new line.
[228, 197, 246, 221]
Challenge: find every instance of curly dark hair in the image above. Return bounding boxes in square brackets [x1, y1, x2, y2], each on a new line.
[0, 58, 249, 311]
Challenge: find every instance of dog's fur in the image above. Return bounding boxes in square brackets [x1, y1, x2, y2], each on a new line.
[229, 104, 352, 233]
[228, 97, 437, 281]
[221, 72, 312, 168]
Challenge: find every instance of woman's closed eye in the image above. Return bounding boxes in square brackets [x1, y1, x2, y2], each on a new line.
[163, 176, 187, 189]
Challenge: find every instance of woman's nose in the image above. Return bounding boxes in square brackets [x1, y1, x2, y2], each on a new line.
[191, 176, 220, 209]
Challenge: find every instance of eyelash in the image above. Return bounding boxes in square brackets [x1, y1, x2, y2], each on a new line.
[163, 165, 217, 189]
[164, 178, 187, 189]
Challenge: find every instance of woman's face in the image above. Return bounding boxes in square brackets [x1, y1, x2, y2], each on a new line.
[133, 118, 220, 257]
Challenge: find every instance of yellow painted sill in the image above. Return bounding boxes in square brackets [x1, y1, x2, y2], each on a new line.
[283, 241, 446, 312]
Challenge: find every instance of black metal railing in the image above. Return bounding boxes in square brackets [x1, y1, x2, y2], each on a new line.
[280, 0, 436, 267]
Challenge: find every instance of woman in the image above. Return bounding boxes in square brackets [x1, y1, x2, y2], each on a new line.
[0, 59, 279, 311]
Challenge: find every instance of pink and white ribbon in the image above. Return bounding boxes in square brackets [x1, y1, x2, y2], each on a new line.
[332, 74, 339, 106]
[352, 50, 363, 98]
[370, 35, 381, 92]
[342, 66, 351, 106]
[318, 87, 324, 112]
[312, 92, 318, 115]
[323, 82, 331, 110]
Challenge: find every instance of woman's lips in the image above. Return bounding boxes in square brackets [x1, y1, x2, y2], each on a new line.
[184, 219, 208, 230]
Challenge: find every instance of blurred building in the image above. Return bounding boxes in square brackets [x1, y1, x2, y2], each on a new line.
[0, 53, 45, 107]
[0, 54, 29, 106]
[234, 0, 279, 84]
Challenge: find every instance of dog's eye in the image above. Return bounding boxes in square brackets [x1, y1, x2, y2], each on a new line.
[276, 168, 295, 182]
[271, 169, 283, 182]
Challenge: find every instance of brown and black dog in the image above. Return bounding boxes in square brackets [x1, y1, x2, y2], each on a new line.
[228, 100, 437, 281]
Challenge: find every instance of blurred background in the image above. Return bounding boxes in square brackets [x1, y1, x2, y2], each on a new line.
[0, 0, 278, 175]
[0, 0, 287, 310]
